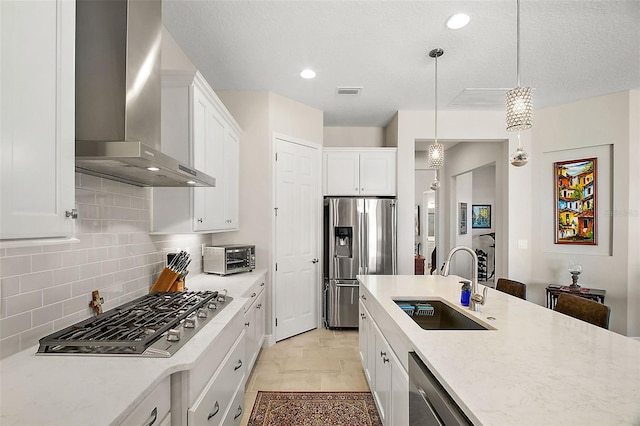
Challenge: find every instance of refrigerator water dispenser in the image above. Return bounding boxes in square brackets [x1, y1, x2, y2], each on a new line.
[334, 226, 352, 258]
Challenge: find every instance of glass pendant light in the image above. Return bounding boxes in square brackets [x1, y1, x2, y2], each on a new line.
[506, 0, 531, 166]
[428, 48, 445, 188]
[510, 131, 529, 167]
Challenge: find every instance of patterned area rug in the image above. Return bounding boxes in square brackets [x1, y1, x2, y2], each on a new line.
[247, 391, 382, 426]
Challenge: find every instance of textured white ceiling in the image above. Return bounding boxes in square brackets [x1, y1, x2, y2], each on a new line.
[162, 0, 640, 127]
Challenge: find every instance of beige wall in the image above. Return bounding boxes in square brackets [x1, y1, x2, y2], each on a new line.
[393, 110, 526, 288]
[628, 90, 640, 338]
[531, 91, 637, 335]
[323, 127, 385, 147]
[215, 90, 323, 340]
[161, 26, 197, 71]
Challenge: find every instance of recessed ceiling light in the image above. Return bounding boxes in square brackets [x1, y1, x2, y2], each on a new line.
[446, 13, 470, 29]
[147, 167, 160, 171]
[300, 69, 317, 79]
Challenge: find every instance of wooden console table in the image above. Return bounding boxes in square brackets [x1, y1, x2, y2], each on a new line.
[546, 285, 606, 309]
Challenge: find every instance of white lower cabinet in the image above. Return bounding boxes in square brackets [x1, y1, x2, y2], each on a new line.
[188, 330, 246, 425]
[243, 279, 266, 374]
[359, 295, 409, 426]
[119, 376, 171, 426]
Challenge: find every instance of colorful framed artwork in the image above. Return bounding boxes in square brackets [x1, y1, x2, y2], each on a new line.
[554, 157, 597, 245]
[471, 205, 491, 229]
[459, 202, 467, 235]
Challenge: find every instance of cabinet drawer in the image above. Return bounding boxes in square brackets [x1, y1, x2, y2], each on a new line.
[120, 377, 170, 426]
[188, 331, 246, 425]
[242, 279, 265, 313]
[189, 309, 244, 399]
[221, 381, 246, 426]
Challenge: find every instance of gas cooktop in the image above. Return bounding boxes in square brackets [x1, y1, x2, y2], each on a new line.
[36, 290, 232, 358]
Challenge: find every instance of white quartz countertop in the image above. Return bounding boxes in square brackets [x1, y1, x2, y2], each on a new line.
[0, 269, 267, 426]
[358, 274, 640, 426]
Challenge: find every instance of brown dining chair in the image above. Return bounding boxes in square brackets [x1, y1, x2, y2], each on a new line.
[495, 278, 527, 300]
[553, 293, 611, 329]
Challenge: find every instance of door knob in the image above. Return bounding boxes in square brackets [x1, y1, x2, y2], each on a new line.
[311, 258, 319, 263]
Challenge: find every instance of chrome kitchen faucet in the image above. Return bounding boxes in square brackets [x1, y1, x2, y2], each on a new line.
[440, 246, 487, 312]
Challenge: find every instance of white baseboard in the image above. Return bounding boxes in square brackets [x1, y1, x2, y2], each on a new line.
[264, 334, 276, 347]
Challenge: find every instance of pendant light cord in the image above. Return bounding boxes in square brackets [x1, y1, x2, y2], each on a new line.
[516, 0, 521, 87]
[434, 52, 438, 143]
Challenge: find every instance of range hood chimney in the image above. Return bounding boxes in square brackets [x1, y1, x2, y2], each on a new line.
[75, 0, 215, 187]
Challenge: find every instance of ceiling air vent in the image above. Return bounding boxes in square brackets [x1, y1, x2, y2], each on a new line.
[336, 86, 362, 96]
[449, 88, 511, 108]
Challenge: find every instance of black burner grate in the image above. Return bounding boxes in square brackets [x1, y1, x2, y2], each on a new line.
[37, 291, 219, 355]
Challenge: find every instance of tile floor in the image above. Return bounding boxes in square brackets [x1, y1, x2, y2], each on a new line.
[240, 327, 369, 425]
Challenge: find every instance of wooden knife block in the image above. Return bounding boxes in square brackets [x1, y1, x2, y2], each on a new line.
[150, 268, 180, 293]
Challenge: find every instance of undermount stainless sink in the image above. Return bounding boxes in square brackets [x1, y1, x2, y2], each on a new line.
[395, 300, 490, 330]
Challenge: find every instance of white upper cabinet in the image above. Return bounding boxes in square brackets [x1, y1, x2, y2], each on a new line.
[151, 70, 241, 233]
[323, 148, 397, 196]
[1, 0, 76, 240]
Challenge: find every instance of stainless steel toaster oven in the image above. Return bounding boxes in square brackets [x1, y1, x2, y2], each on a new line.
[203, 244, 255, 275]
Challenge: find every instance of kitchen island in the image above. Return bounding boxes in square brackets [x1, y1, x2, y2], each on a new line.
[0, 269, 267, 426]
[358, 274, 640, 425]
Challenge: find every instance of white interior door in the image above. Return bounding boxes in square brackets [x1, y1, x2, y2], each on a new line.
[274, 136, 320, 341]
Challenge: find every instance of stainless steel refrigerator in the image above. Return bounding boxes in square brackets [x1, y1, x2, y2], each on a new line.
[324, 197, 397, 328]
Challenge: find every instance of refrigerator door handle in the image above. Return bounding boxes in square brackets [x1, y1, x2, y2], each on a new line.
[363, 209, 369, 275]
[392, 200, 397, 274]
[358, 210, 364, 275]
[335, 282, 359, 288]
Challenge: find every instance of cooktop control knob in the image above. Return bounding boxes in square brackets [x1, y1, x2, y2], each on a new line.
[184, 316, 196, 328]
[217, 289, 228, 303]
[167, 329, 181, 342]
[197, 308, 208, 319]
[208, 302, 218, 310]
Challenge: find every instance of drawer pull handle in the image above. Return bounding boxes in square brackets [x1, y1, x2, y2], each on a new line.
[207, 401, 220, 421]
[234, 359, 243, 371]
[256, 304, 262, 309]
[233, 405, 243, 420]
[251, 292, 256, 297]
[380, 351, 386, 357]
[261, 282, 265, 286]
[245, 322, 250, 327]
[143, 407, 157, 426]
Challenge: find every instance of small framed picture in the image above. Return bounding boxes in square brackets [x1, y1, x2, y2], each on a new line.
[472, 205, 491, 229]
[459, 202, 467, 235]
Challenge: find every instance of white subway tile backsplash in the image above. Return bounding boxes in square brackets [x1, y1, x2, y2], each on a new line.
[20, 322, 54, 351]
[62, 250, 88, 267]
[0, 174, 212, 358]
[71, 278, 97, 298]
[1, 276, 20, 299]
[0, 335, 20, 358]
[31, 253, 63, 273]
[6, 245, 43, 256]
[32, 302, 64, 327]
[43, 284, 72, 305]
[101, 259, 120, 274]
[53, 266, 80, 286]
[87, 247, 109, 263]
[0, 312, 31, 339]
[79, 262, 102, 280]
[1, 256, 31, 278]
[63, 294, 92, 317]
[20, 271, 54, 293]
[42, 243, 72, 253]
[6, 291, 43, 317]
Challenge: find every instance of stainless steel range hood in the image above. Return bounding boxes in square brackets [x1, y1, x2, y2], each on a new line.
[75, 0, 215, 187]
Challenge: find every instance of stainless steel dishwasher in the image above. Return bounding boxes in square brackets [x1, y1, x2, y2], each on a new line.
[409, 352, 473, 425]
